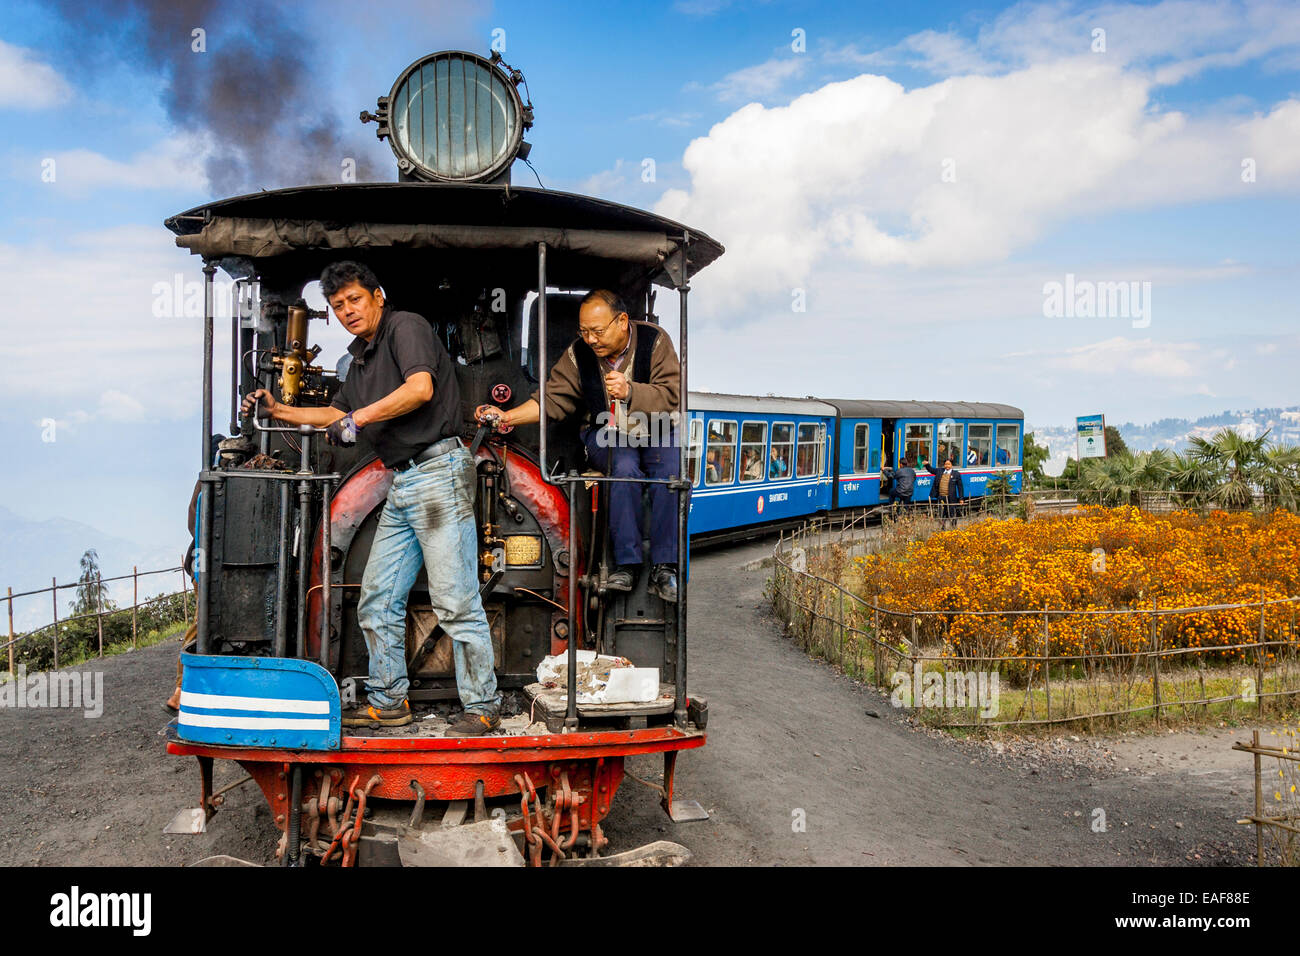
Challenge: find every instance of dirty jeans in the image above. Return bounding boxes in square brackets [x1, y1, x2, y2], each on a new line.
[356, 446, 500, 715]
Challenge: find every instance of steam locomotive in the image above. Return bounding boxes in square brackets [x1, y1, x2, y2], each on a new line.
[164, 50, 717, 866]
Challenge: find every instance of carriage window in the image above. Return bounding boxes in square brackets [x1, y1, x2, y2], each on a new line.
[796, 423, 821, 478]
[769, 422, 794, 480]
[903, 423, 933, 470]
[853, 423, 870, 474]
[996, 424, 1020, 467]
[739, 421, 767, 484]
[687, 418, 704, 486]
[937, 421, 964, 469]
[705, 420, 737, 485]
[967, 424, 992, 467]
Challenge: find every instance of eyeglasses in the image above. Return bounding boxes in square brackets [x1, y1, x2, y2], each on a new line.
[577, 313, 625, 341]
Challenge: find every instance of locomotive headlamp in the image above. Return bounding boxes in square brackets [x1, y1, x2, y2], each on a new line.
[363, 50, 533, 184]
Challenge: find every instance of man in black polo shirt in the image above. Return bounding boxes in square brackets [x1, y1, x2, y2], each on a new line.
[241, 261, 500, 736]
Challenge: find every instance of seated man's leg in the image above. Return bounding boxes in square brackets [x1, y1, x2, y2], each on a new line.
[356, 497, 425, 710]
[583, 428, 646, 567]
[640, 433, 680, 567]
[406, 450, 500, 717]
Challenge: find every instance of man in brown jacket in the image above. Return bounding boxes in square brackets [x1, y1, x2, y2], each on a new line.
[475, 289, 681, 601]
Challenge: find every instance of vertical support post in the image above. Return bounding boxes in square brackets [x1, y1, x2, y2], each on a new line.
[674, 274, 690, 728]
[273, 481, 291, 657]
[6, 586, 13, 677]
[1252, 729, 1263, 866]
[295, 429, 313, 660]
[1150, 600, 1161, 726]
[95, 572, 104, 658]
[536, 242, 550, 479]
[132, 566, 138, 649]
[196, 261, 217, 655]
[1042, 607, 1051, 722]
[1257, 588, 1266, 717]
[320, 471, 333, 671]
[565, 476, 578, 732]
[51, 577, 59, 670]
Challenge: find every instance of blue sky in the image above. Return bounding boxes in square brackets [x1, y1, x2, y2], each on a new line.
[1, 0, 1298, 571]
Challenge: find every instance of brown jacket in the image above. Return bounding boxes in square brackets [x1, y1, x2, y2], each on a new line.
[532, 321, 680, 432]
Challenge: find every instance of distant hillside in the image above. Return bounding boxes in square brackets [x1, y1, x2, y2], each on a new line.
[1029, 406, 1300, 477]
[0, 506, 183, 632]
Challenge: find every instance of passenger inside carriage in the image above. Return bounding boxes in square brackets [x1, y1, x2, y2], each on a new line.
[768, 447, 789, 479]
[475, 289, 682, 602]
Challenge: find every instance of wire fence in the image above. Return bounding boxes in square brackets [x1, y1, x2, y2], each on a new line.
[3, 567, 192, 674]
[770, 506, 1300, 730]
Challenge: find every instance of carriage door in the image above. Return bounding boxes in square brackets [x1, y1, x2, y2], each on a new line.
[882, 418, 897, 467]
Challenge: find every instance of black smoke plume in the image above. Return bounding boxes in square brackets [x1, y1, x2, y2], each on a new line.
[49, 0, 388, 195]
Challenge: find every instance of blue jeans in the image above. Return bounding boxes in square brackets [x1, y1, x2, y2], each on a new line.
[355, 446, 500, 715]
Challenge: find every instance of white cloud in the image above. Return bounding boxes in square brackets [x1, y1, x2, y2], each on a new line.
[13, 134, 210, 194]
[0, 39, 71, 109]
[704, 56, 808, 104]
[657, 58, 1300, 308]
[1007, 336, 1201, 377]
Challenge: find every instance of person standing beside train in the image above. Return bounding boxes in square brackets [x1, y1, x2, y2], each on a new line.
[242, 260, 501, 737]
[925, 457, 964, 529]
[474, 289, 682, 602]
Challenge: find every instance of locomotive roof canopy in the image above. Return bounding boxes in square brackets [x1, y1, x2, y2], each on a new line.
[164, 182, 723, 291]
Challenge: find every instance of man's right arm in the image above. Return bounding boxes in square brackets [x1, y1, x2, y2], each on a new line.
[242, 388, 346, 428]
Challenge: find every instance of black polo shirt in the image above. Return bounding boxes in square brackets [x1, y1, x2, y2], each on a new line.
[330, 306, 461, 468]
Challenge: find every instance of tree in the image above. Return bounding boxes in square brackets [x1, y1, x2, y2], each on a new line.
[71, 549, 115, 618]
[1104, 425, 1127, 458]
[1185, 429, 1270, 510]
[1022, 432, 1050, 487]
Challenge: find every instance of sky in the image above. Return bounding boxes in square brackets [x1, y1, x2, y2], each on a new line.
[1, 0, 1298, 560]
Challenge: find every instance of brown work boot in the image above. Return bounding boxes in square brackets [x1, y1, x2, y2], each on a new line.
[163, 686, 181, 715]
[341, 700, 412, 727]
[444, 711, 501, 737]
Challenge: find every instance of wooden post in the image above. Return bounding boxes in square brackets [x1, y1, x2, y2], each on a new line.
[1252, 729, 1264, 866]
[6, 586, 13, 677]
[1043, 608, 1051, 722]
[1257, 589, 1266, 718]
[51, 577, 59, 670]
[1151, 601, 1161, 726]
[95, 573, 104, 658]
[132, 566, 138, 649]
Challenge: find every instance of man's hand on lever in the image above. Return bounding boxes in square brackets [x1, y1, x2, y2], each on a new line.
[241, 388, 278, 420]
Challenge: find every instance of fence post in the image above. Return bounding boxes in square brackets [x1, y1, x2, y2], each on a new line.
[872, 604, 881, 689]
[1257, 589, 1266, 718]
[1252, 729, 1264, 866]
[132, 566, 139, 649]
[95, 572, 104, 658]
[1150, 601, 1161, 726]
[6, 586, 13, 677]
[1042, 608, 1051, 722]
[51, 577, 59, 670]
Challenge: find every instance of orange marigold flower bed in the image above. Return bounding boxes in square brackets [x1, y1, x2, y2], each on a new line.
[854, 506, 1300, 661]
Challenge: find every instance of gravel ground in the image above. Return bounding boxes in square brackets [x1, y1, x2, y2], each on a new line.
[0, 538, 1272, 866]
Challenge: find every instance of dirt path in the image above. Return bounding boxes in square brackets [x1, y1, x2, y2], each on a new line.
[0, 539, 1269, 866]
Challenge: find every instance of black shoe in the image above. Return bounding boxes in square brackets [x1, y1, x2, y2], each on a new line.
[606, 566, 635, 592]
[650, 564, 678, 603]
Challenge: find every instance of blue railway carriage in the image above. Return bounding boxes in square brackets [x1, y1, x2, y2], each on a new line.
[686, 393, 838, 537]
[684, 394, 1024, 539]
[824, 400, 1025, 507]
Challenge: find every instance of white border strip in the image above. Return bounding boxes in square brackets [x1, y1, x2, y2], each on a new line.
[180, 691, 330, 714]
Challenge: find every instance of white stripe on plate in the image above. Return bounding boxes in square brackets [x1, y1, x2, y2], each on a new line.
[178, 711, 330, 731]
[180, 691, 330, 714]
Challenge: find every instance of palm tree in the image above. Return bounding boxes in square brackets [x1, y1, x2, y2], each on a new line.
[1185, 429, 1271, 510]
[1258, 444, 1300, 511]
[1078, 451, 1172, 507]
